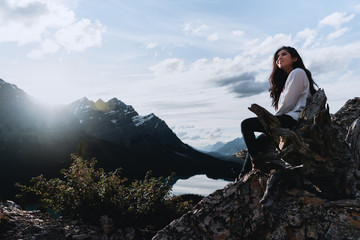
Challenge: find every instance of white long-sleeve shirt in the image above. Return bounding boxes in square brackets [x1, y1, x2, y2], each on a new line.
[275, 68, 310, 120]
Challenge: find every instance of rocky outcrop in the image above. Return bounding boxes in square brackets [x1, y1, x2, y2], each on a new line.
[153, 93, 360, 240]
[0, 200, 138, 240]
[152, 172, 360, 239]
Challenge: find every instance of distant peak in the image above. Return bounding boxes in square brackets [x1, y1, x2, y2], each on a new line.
[0, 79, 18, 89]
[71, 97, 134, 113]
[94, 99, 115, 112]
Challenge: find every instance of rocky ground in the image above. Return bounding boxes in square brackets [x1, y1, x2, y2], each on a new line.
[0, 200, 142, 240]
[152, 171, 360, 240]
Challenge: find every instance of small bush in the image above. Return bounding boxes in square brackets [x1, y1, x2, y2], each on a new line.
[16, 154, 197, 229]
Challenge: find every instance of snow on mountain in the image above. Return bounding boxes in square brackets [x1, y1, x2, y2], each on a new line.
[0, 79, 242, 200]
[132, 114, 155, 127]
[67, 97, 167, 146]
[69, 97, 157, 129]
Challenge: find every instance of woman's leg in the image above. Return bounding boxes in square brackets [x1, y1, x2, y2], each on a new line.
[276, 115, 297, 129]
[241, 117, 266, 157]
[241, 115, 296, 155]
[239, 152, 252, 178]
[239, 115, 296, 178]
[239, 117, 267, 177]
[239, 135, 272, 178]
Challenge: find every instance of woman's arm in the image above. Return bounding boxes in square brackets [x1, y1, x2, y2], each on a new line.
[275, 69, 309, 116]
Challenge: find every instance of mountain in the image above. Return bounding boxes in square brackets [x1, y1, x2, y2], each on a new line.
[216, 137, 246, 155]
[201, 138, 246, 156]
[67, 97, 185, 150]
[200, 141, 225, 152]
[0, 79, 241, 200]
[201, 138, 246, 163]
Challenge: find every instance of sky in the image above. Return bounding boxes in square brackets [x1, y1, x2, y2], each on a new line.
[0, 0, 360, 149]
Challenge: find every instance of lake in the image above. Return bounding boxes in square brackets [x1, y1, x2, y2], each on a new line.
[171, 174, 232, 196]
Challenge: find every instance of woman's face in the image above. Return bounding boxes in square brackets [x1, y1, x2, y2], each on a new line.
[275, 49, 297, 73]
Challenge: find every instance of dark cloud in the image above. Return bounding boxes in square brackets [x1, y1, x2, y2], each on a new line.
[205, 128, 222, 134]
[217, 72, 255, 86]
[203, 128, 224, 139]
[191, 135, 201, 140]
[3, 1, 48, 20]
[216, 72, 269, 98]
[231, 80, 269, 97]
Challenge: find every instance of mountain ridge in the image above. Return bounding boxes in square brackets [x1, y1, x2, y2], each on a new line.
[0, 79, 241, 200]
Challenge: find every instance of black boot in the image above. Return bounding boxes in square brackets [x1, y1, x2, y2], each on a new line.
[237, 153, 252, 180]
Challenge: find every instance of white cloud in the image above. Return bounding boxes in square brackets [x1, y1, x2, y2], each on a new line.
[354, 4, 360, 13]
[327, 27, 349, 40]
[304, 43, 360, 75]
[55, 19, 105, 52]
[232, 30, 244, 37]
[191, 135, 201, 140]
[244, 33, 294, 57]
[0, 0, 106, 58]
[207, 33, 219, 42]
[145, 42, 158, 49]
[28, 39, 60, 59]
[206, 128, 223, 138]
[182, 22, 209, 36]
[318, 12, 355, 29]
[149, 58, 185, 75]
[295, 28, 318, 48]
[176, 132, 188, 138]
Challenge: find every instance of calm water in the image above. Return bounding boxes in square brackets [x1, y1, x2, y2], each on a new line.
[171, 174, 232, 196]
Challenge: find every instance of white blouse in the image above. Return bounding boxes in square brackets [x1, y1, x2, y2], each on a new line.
[275, 68, 310, 120]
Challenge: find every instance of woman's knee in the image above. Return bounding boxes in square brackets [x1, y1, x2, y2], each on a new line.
[241, 117, 258, 132]
[241, 118, 251, 130]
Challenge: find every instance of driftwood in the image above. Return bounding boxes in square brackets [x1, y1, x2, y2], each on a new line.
[246, 89, 360, 204]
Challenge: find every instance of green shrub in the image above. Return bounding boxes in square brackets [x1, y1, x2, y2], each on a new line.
[16, 154, 197, 229]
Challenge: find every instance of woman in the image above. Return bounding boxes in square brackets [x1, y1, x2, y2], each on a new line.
[239, 46, 317, 178]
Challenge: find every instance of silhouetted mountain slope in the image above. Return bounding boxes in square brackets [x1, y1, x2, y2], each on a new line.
[0, 79, 241, 200]
[216, 137, 246, 155]
[200, 141, 225, 152]
[201, 138, 246, 156]
[202, 138, 246, 163]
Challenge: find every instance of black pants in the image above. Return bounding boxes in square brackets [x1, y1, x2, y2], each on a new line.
[240, 115, 297, 175]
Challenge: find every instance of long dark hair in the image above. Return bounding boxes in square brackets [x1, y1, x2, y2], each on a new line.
[269, 46, 317, 110]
